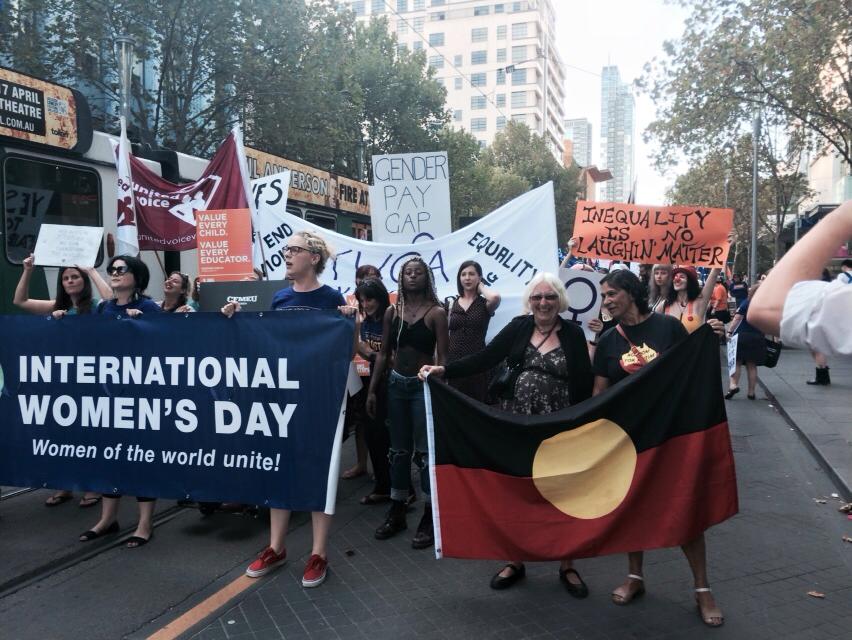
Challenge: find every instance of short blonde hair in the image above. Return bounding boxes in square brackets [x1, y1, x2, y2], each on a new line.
[521, 272, 569, 314]
[294, 230, 334, 274]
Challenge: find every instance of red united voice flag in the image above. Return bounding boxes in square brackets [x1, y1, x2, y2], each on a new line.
[425, 324, 738, 561]
[124, 129, 251, 251]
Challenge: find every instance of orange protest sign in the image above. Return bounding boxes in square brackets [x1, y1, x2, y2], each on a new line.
[196, 208, 255, 282]
[571, 201, 734, 267]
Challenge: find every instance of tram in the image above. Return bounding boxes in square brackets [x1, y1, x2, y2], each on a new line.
[0, 66, 371, 313]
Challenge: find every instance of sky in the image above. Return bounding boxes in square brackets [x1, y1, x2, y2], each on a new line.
[553, 0, 689, 204]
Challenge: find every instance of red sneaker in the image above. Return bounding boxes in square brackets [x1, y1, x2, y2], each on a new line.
[245, 546, 286, 578]
[301, 554, 328, 588]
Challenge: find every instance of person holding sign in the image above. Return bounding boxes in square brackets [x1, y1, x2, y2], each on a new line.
[446, 260, 501, 402]
[222, 231, 350, 588]
[13, 253, 111, 508]
[653, 266, 720, 334]
[79, 255, 162, 547]
[591, 269, 723, 628]
[419, 273, 593, 595]
[367, 257, 448, 551]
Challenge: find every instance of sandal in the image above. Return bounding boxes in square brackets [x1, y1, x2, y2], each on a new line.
[78, 495, 102, 508]
[126, 534, 152, 548]
[360, 493, 390, 505]
[79, 521, 120, 541]
[45, 492, 73, 507]
[695, 587, 724, 627]
[611, 574, 645, 605]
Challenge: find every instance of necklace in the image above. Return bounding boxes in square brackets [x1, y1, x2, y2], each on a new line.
[535, 322, 556, 335]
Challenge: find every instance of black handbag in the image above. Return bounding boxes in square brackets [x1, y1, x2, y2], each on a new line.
[764, 338, 782, 368]
[487, 360, 522, 400]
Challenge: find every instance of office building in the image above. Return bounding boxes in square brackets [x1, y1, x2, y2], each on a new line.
[341, 0, 567, 159]
[599, 65, 634, 201]
[564, 117, 592, 167]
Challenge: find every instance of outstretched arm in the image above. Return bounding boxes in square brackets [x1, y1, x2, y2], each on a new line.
[13, 254, 55, 315]
[749, 200, 852, 335]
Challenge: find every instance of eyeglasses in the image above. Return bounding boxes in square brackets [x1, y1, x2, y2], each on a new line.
[530, 293, 559, 302]
[107, 265, 129, 275]
[282, 245, 316, 255]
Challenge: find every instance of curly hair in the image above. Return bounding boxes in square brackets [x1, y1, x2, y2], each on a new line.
[294, 230, 334, 274]
[394, 256, 440, 346]
[600, 269, 651, 315]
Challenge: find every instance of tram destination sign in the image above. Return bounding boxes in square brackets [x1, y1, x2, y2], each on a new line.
[0, 67, 92, 153]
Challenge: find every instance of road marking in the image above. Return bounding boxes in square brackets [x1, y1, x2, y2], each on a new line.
[147, 575, 256, 640]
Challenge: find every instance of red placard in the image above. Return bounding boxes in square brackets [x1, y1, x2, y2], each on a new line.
[196, 209, 254, 282]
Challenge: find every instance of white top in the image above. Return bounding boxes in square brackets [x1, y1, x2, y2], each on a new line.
[780, 272, 852, 355]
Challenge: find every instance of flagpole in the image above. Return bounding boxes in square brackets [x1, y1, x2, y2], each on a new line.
[233, 124, 268, 280]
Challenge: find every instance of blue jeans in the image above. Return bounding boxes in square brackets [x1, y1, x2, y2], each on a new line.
[387, 370, 429, 502]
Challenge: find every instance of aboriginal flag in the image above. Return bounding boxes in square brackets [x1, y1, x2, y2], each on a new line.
[424, 324, 737, 560]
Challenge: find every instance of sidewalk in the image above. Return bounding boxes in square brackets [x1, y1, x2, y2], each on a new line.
[137, 362, 852, 640]
[758, 346, 852, 496]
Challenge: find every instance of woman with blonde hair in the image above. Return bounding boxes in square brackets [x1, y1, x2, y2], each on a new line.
[420, 272, 593, 595]
[222, 230, 353, 588]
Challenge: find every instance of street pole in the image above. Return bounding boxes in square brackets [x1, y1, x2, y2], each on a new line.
[115, 35, 135, 127]
[750, 111, 760, 284]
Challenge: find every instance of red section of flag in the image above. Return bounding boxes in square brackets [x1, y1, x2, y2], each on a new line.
[434, 421, 737, 561]
[127, 132, 249, 251]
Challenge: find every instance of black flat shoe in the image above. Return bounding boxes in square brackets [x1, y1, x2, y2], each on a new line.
[126, 534, 151, 548]
[490, 563, 525, 590]
[747, 393, 756, 400]
[79, 521, 119, 542]
[559, 567, 589, 599]
[724, 388, 740, 400]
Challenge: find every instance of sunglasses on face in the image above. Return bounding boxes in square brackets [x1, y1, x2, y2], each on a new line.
[530, 293, 559, 302]
[282, 245, 315, 255]
[107, 265, 129, 275]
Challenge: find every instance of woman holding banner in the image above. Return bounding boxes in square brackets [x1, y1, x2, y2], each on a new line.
[367, 256, 448, 551]
[419, 272, 593, 596]
[592, 269, 723, 627]
[13, 253, 112, 508]
[445, 260, 501, 402]
[80, 255, 162, 547]
[222, 230, 349, 588]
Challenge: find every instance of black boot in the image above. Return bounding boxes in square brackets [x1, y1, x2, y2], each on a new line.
[375, 500, 407, 540]
[806, 367, 831, 386]
[411, 504, 434, 549]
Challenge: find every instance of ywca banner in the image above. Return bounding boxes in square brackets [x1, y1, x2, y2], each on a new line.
[425, 325, 737, 560]
[0, 312, 353, 513]
[254, 177, 559, 339]
[124, 132, 249, 251]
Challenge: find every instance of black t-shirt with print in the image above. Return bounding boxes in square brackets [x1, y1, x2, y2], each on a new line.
[592, 312, 688, 385]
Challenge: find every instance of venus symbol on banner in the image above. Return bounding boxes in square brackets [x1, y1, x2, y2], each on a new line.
[558, 267, 604, 341]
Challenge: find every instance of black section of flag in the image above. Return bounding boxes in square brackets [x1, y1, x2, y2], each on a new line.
[428, 324, 725, 477]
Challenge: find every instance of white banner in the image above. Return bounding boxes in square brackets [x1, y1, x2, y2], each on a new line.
[252, 175, 558, 339]
[558, 268, 605, 341]
[369, 151, 451, 244]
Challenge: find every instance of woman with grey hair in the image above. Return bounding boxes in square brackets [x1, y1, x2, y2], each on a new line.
[419, 272, 593, 595]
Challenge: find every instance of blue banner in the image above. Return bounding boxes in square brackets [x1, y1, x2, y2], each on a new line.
[0, 311, 353, 512]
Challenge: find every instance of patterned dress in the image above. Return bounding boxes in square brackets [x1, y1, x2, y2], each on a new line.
[502, 345, 571, 415]
[447, 296, 491, 402]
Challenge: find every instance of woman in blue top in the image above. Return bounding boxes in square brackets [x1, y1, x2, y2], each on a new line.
[222, 230, 350, 588]
[725, 282, 766, 400]
[80, 255, 161, 547]
[13, 253, 111, 507]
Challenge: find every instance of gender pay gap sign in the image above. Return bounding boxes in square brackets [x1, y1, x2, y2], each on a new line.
[571, 201, 733, 267]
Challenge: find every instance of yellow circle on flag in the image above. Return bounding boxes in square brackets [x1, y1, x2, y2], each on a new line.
[532, 419, 637, 519]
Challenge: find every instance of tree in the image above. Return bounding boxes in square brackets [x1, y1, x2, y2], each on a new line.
[484, 122, 581, 244]
[642, 0, 852, 167]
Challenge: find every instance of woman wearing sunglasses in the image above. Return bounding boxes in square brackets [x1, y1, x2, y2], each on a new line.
[79, 255, 162, 548]
[419, 272, 593, 595]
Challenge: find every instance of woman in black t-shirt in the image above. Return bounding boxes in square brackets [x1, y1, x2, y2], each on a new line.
[592, 270, 724, 628]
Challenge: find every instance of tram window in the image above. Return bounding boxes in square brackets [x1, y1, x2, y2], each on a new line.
[305, 211, 336, 231]
[285, 205, 304, 218]
[3, 156, 102, 264]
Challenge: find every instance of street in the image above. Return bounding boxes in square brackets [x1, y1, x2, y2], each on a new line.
[1, 349, 851, 640]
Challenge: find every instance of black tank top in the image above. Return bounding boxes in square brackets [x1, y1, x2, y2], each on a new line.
[390, 314, 437, 356]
